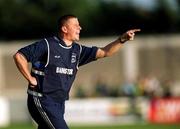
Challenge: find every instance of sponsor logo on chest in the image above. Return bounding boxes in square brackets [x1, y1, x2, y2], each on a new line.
[56, 67, 73, 75]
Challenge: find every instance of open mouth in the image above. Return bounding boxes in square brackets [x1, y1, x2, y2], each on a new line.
[76, 32, 80, 35]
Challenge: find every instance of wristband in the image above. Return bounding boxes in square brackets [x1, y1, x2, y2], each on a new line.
[118, 37, 126, 44]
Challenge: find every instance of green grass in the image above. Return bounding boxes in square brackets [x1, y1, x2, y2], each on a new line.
[0, 123, 179, 129]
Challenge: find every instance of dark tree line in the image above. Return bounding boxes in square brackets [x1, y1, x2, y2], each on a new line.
[0, 0, 180, 40]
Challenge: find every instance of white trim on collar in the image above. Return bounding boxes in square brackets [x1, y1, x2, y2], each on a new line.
[54, 36, 72, 49]
[59, 43, 72, 49]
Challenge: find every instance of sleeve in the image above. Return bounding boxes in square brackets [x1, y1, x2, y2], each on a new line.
[78, 45, 98, 66]
[17, 39, 47, 63]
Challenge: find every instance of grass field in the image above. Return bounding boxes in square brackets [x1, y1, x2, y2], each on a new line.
[0, 123, 179, 129]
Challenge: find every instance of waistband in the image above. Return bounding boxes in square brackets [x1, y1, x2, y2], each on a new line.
[27, 89, 43, 97]
[31, 68, 45, 76]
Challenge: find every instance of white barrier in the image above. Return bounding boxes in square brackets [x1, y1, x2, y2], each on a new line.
[0, 97, 10, 127]
[64, 98, 136, 124]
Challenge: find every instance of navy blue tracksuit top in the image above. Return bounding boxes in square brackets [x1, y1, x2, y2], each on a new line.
[18, 36, 98, 102]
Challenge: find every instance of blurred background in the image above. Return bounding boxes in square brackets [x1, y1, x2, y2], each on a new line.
[0, 0, 180, 129]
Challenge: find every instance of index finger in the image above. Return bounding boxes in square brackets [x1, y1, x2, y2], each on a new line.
[132, 29, 141, 32]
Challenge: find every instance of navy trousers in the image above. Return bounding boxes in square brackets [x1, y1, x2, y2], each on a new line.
[27, 94, 69, 129]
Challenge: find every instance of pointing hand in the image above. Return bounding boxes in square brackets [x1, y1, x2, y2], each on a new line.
[119, 29, 141, 43]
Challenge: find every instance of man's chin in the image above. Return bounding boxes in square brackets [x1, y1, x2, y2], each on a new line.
[74, 37, 80, 41]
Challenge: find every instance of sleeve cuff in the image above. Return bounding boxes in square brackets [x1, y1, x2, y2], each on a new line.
[17, 50, 29, 62]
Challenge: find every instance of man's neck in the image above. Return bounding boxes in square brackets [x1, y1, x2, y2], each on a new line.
[62, 38, 73, 46]
[58, 34, 73, 46]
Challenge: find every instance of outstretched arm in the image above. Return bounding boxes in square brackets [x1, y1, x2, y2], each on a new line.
[96, 29, 141, 59]
[13, 52, 37, 88]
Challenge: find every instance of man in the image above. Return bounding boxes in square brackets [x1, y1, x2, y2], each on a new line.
[13, 14, 140, 129]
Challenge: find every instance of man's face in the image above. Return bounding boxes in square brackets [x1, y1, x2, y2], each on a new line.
[63, 18, 82, 41]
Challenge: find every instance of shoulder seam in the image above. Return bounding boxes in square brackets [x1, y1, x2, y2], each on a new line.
[76, 44, 82, 69]
[44, 38, 50, 67]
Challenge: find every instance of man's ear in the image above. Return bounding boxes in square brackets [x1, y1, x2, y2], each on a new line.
[62, 26, 67, 33]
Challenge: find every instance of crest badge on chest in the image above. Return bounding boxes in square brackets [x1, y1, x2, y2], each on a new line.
[71, 53, 77, 63]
